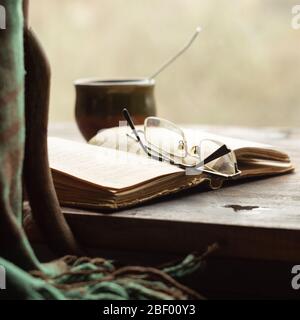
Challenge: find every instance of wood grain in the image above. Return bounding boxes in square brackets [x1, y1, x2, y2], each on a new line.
[49, 124, 300, 262]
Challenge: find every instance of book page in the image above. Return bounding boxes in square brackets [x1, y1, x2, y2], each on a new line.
[183, 129, 290, 162]
[183, 128, 272, 150]
[90, 125, 272, 151]
[48, 137, 183, 191]
[90, 125, 290, 162]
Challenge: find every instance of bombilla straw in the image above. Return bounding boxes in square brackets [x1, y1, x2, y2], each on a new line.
[148, 26, 202, 80]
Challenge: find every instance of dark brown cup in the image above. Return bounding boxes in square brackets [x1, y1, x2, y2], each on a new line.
[74, 78, 157, 141]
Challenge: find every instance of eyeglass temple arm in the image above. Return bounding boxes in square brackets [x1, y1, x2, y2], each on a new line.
[195, 144, 231, 168]
[123, 109, 174, 163]
[122, 108, 151, 155]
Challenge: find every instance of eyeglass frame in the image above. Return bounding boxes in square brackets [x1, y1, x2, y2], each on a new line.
[122, 108, 241, 179]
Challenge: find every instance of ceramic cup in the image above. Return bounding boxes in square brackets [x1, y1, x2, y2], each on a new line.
[74, 78, 157, 141]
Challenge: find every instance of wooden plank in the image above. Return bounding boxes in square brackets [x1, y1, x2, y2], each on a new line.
[49, 124, 300, 262]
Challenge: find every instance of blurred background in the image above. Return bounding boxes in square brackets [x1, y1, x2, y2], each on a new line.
[30, 0, 300, 126]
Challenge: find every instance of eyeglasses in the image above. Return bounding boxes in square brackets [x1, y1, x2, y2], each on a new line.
[122, 108, 241, 179]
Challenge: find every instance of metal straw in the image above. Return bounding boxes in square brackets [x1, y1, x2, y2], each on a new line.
[149, 26, 202, 80]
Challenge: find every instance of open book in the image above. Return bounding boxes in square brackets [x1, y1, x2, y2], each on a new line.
[48, 126, 293, 210]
